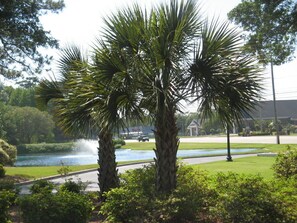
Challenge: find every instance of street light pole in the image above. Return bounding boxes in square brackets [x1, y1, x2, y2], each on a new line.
[270, 61, 280, 144]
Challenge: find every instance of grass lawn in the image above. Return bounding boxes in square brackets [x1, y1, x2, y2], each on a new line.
[122, 141, 296, 153]
[193, 156, 276, 179]
[5, 164, 98, 180]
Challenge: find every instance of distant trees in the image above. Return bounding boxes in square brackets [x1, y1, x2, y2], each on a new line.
[0, 86, 36, 107]
[0, 0, 65, 81]
[1, 106, 55, 145]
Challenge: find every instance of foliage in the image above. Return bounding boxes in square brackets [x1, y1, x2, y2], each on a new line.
[57, 161, 71, 176]
[210, 172, 289, 223]
[37, 0, 263, 195]
[0, 178, 15, 191]
[59, 179, 87, 194]
[112, 138, 125, 147]
[228, 0, 297, 65]
[273, 146, 297, 179]
[30, 179, 55, 194]
[0, 190, 16, 223]
[19, 191, 93, 223]
[101, 163, 297, 222]
[0, 164, 5, 178]
[272, 178, 297, 221]
[0, 139, 17, 165]
[17, 142, 74, 154]
[0, 86, 36, 106]
[0, 0, 64, 80]
[3, 106, 55, 145]
[100, 164, 213, 223]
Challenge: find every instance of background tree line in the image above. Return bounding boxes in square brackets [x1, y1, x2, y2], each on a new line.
[0, 83, 75, 145]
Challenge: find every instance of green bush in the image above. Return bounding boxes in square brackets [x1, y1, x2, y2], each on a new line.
[0, 139, 17, 165]
[273, 146, 297, 179]
[271, 178, 297, 222]
[113, 138, 126, 149]
[17, 142, 75, 154]
[210, 172, 289, 223]
[0, 164, 5, 178]
[100, 165, 155, 222]
[100, 164, 212, 223]
[19, 191, 93, 223]
[30, 179, 55, 194]
[0, 190, 16, 223]
[60, 179, 87, 194]
[0, 178, 15, 191]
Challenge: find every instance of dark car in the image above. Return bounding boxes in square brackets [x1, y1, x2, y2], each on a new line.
[137, 135, 149, 142]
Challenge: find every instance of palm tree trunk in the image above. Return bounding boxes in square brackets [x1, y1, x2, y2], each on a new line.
[154, 106, 179, 194]
[97, 127, 119, 199]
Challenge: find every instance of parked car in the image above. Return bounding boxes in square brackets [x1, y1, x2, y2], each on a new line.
[137, 135, 149, 142]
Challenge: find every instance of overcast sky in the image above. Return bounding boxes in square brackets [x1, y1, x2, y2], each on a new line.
[40, 0, 297, 112]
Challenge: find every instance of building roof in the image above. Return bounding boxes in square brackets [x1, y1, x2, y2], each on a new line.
[245, 100, 297, 120]
[187, 119, 200, 129]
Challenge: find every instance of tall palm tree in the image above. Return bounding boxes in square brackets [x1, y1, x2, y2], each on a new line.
[101, 0, 262, 193]
[36, 45, 142, 198]
[189, 19, 262, 161]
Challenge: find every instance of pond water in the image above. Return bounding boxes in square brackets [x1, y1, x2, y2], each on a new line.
[15, 148, 257, 166]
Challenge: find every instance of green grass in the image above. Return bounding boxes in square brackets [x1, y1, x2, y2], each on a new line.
[193, 156, 276, 179]
[5, 160, 151, 180]
[5, 164, 98, 179]
[123, 141, 297, 153]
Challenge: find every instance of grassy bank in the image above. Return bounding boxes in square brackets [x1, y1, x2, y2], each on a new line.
[193, 156, 276, 179]
[123, 141, 296, 153]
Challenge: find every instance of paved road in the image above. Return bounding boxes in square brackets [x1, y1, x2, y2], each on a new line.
[128, 135, 297, 144]
[18, 154, 256, 194]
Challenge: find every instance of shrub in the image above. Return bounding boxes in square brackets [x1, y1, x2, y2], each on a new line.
[30, 179, 55, 194]
[0, 178, 15, 191]
[17, 142, 75, 154]
[272, 178, 297, 222]
[0, 139, 17, 165]
[0, 164, 5, 178]
[113, 138, 125, 149]
[100, 164, 212, 223]
[60, 179, 87, 194]
[19, 191, 93, 223]
[210, 172, 288, 223]
[273, 146, 297, 179]
[57, 161, 71, 176]
[100, 165, 155, 222]
[0, 190, 16, 223]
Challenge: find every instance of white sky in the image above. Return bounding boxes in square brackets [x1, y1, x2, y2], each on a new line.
[40, 0, 297, 112]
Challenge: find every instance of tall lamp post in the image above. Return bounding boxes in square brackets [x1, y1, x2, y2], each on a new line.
[270, 61, 280, 144]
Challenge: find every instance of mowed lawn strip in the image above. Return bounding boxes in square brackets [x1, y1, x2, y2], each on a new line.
[193, 156, 276, 179]
[123, 141, 297, 153]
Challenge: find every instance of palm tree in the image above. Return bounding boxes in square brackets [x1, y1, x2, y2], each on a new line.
[101, 0, 262, 193]
[36, 45, 142, 198]
[189, 19, 262, 161]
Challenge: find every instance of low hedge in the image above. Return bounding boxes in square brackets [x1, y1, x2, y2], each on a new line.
[19, 191, 93, 223]
[17, 142, 75, 154]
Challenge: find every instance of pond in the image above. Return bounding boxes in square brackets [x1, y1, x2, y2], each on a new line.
[15, 148, 257, 166]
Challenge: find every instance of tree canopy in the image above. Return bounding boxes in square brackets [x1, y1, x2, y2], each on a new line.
[228, 0, 297, 65]
[0, 0, 64, 80]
